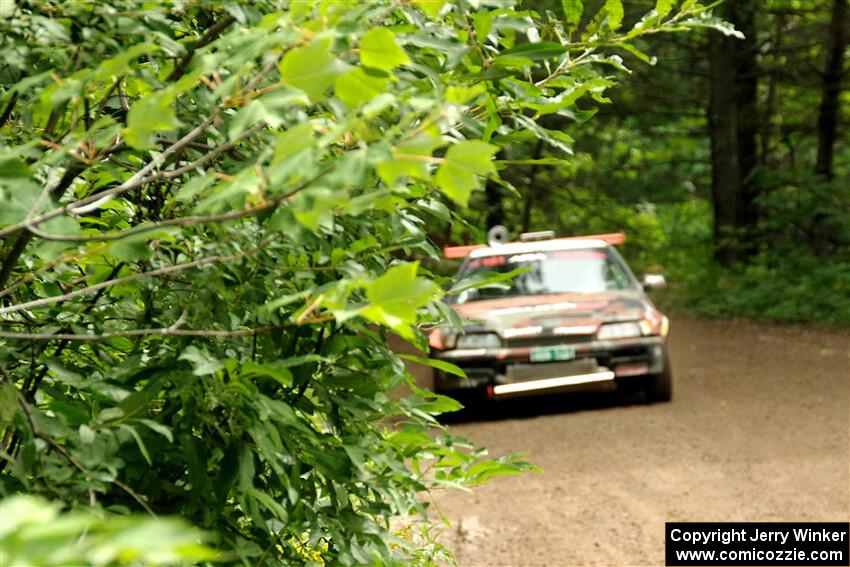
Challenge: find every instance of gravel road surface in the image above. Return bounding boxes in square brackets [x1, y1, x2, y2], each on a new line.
[420, 316, 850, 566]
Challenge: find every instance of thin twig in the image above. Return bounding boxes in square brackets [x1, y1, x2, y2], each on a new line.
[162, 122, 266, 177]
[244, 49, 286, 92]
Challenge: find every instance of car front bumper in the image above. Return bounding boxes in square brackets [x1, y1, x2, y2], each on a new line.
[433, 336, 668, 399]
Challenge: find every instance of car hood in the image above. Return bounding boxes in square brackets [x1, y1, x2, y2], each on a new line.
[450, 291, 654, 337]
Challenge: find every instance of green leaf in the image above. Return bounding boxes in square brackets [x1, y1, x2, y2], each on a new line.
[398, 354, 466, 378]
[524, 77, 614, 116]
[446, 84, 486, 104]
[435, 140, 498, 206]
[175, 172, 216, 203]
[290, 187, 348, 230]
[419, 392, 463, 414]
[46, 399, 89, 426]
[0, 0, 16, 18]
[273, 123, 315, 163]
[473, 10, 495, 40]
[449, 267, 529, 296]
[359, 28, 409, 71]
[263, 290, 311, 313]
[497, 41, 567, 62]
[108, 228, 178, 261]
[229, 89, 308, 141]
[137, 419, 174, 443]
[275, 354, 326, 368]
[120, 424, 152, 465]
[0, 496, 60, 539]
[227, 101, 267, 141]
[124, 91, 181, 150]
[655, 0, 676, 19]
[335, 67, 389, 108]
[94, 43, 158, 81]
[679, 16, 744, 39]
[279, 36, 347, 101]
[561, 0, 584, 30]
[79, 424, 96, 444]
[619, 42, 656, 65]
[179, 346, 223, 376]
[241, 361, 293, 387]
[0, 383, 18, 425]
[496, 157, 572, 166]
[413, 0, 445, 18]
[377, 135, 443, 186]
[606, 0, 624, 31]
[0, 154, 32, 179]
[0, 179, 40, 227]
[360, 262, 442, 339]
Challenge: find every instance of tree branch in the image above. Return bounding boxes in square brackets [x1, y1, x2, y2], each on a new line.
[0, 91, 19, 128]
[0, 323, 293, 341]
[166, 16, 237, 82]
[0, 245, 270, 316]
[0, 110, 222, 240]
[0, 250, 91, 300]
[0, 233, 34, 291]
[0, 312, 336, 342]
[25, 165, 329, 243]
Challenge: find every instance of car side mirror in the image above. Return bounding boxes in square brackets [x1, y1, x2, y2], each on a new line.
[641, 274, 666, 291]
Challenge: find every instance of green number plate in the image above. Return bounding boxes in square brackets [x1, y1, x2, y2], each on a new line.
[529, 344, 576, 363]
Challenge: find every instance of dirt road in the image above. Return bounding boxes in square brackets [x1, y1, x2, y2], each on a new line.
[425, 316, 850, 566]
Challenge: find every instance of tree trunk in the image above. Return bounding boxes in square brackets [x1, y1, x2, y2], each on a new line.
[760, 14, 785, 168]
[709, 22, 742, 265]
[736, 3, 760, 241]
[815, 0, 849, 179]
[707, 2, 760, 265]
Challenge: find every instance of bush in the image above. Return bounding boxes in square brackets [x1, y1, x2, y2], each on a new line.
[647, 198, 850, 326]
[0, 1, 734, 564]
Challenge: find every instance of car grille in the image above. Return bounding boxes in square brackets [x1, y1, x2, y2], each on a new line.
[505, 335, 594, 348]
[506, 359, 599, 383]
[603, 346, 652, 365]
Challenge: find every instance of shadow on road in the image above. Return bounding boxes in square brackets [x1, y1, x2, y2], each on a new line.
[439, 388, 653, 424]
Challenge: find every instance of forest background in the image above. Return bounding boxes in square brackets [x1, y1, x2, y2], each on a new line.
[460, 0, 850, 325]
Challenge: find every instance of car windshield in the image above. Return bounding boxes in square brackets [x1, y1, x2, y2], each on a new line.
[453, 248, 634, 304]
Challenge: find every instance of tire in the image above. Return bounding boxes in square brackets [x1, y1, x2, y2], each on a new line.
[644, 353, 672, 403]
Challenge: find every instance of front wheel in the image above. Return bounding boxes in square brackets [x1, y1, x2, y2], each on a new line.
[644, 354, 672, 402]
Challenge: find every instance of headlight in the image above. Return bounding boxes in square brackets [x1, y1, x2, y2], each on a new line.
[597, 322, 642, 340]
[456, 333, 501, 349]
[428, 328, 457, 350]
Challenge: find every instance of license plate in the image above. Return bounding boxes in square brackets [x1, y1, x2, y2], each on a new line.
[530, 344, 576, 363]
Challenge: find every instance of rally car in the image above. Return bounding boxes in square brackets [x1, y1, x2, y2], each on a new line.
[429, 230, 672, 402]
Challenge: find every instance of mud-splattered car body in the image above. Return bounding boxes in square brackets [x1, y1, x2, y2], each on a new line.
[430, 236, 672, 402]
